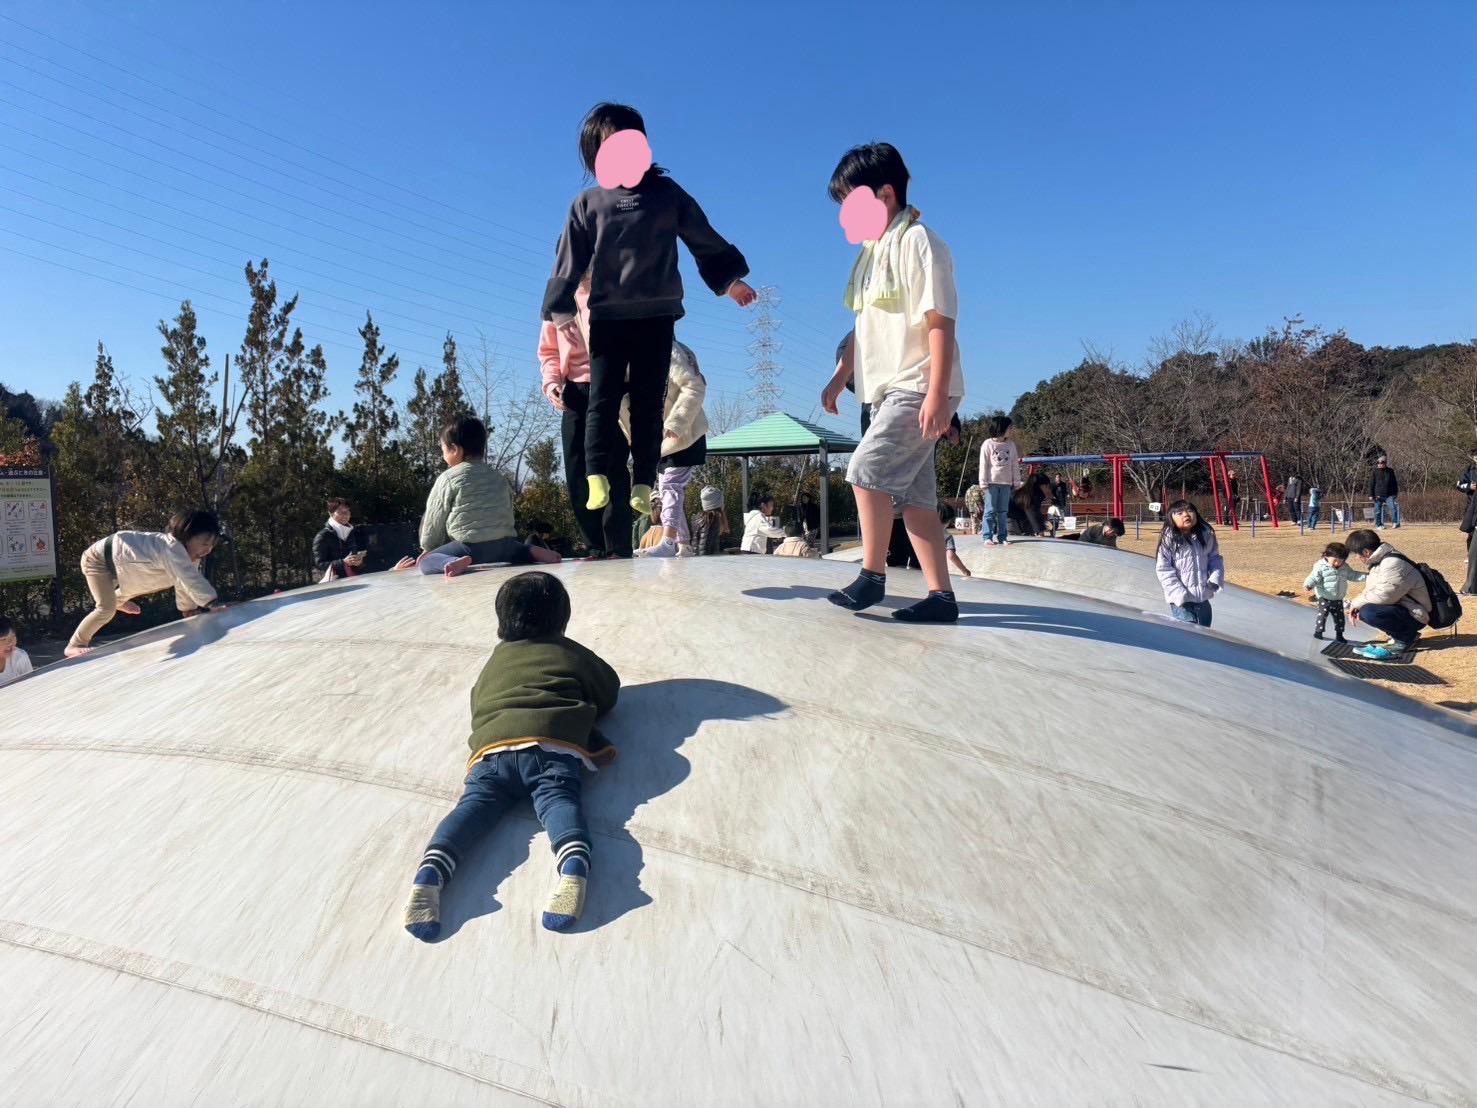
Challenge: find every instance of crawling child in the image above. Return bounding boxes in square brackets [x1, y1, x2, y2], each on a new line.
[404, 571, 619, 939]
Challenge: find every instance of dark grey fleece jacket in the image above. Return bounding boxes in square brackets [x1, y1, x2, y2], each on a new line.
[542, 171, 748, 326]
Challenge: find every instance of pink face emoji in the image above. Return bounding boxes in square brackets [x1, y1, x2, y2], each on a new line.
[595, 129, 653, 189]
[839, 187, 889, 244]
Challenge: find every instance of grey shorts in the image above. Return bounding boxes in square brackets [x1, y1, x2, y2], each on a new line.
[846, 390, 960, 510]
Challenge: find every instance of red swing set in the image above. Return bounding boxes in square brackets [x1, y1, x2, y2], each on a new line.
[1020, 451, 1279, 530]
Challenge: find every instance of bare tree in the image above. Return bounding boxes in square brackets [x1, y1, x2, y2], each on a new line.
[462, 330, 558, 491]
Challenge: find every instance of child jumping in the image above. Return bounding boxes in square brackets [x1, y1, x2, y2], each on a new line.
[417, 416, 561, 577]
[625, 339, 708, 557]
[404, 572, 619, 939]
[977, 415, 1021, 546]
[820, 143, 966, 623]
[1155, 499, 1225, 627]
[1303, 541, 1365, 642]
[543, 102, 755, 521]
[64, 510, 226, 657]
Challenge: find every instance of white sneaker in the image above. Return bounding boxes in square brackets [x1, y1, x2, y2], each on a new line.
[645, 538, 678, 559]
[676, 543, 695, 557]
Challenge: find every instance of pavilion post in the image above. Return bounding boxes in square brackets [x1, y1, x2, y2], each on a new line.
[741, 456, 750, 516]
[818, 445, 830, 554]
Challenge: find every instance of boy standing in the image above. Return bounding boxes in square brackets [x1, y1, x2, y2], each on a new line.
[404, 572, 619, 940]
[1302, 541, 1365, 642]
[821, 143, 965, 623]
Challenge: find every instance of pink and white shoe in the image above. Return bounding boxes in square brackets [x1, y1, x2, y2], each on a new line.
[118, 601, 141, 615]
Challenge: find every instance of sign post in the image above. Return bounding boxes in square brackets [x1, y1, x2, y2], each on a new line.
[0, 467, 59, 595]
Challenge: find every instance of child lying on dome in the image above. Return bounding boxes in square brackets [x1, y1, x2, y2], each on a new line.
[404, 571, 620, 939]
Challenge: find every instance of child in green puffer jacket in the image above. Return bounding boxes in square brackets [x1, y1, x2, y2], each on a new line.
[1303, 541, 1366, 642]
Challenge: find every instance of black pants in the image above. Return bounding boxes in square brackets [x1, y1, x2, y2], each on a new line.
[1314, 598, 1346, 638]
[561, 381, 631, 556]
[586, 316, 676, 491]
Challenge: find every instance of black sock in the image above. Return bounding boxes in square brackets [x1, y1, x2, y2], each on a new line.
[829, 569, 886, 611]
[893, 591, 959, 623]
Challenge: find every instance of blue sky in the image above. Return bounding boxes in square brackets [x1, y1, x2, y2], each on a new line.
[1, 0, 1473, 433]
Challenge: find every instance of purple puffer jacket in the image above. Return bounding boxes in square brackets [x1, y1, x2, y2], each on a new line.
[1156, 530, 1225, 605]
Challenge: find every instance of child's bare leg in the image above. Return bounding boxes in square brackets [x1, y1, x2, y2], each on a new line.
[893, 503, 959, 624]
[829, 486, 895, 611]
[901, 505, 950, 593]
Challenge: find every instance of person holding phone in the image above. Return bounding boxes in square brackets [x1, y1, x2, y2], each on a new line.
[313, 498, 369, 582]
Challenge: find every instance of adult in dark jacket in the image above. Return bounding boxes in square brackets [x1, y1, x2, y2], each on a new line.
[1458, 450, 1477, 593]
[1370, 456, 1400, 528]
[313, 498, 368, 581]
[1284, 475, 1303, 524]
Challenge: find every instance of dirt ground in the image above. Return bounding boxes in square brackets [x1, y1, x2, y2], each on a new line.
[1116, 521, 1477, 712]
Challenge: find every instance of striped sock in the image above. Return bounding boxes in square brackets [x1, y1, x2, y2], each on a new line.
[542, 842, 591, 932]
[404, 847, 456, 942]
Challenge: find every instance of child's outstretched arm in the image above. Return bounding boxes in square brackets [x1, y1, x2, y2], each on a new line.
[159, 540, 220, 612]
[673, 184, 751, 302]
[542, 218, 593, 328]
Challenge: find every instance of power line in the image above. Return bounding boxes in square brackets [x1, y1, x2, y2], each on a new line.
[0, 8, 556, 254]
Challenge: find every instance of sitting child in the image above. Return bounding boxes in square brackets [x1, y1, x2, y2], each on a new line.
[0, 616, 34, 687]
[773, 521, 819, 558]
[417, 416, 561, 576]
[404, 572, 620, 940]
[1303, 541, 1366, 643]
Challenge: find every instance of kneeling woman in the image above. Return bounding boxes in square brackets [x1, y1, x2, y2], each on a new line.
[415, 416, 561, 577]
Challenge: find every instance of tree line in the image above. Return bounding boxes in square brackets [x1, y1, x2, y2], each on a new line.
[1005, 314, 1477, 515]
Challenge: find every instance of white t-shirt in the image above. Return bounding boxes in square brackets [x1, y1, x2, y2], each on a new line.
[854, 223, 965, 405]
[0, 648, 33, 687]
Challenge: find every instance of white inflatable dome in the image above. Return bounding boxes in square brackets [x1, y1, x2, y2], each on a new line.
[2, 556, 1475, 1104]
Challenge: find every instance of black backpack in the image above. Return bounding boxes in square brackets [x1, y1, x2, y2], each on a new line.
[1388, 553, 1463, 630]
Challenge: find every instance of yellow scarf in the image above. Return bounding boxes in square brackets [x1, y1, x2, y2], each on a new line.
[843, 206, 921, 312]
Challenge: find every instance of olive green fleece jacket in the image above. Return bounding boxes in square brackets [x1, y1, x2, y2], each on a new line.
[419, 461, 518, 551]
[466, 635, 621, 766]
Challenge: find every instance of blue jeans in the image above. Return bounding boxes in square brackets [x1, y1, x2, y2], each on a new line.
[1373, 497, 1398, 527]
[1357, 603, 1422, 646]
[1170, 600, 1213, 627]
[419, 537, 531, 574]
[983, 484, 1011, 543]
[426, 748, 588, 869]
[1307, 505, 1321, 529]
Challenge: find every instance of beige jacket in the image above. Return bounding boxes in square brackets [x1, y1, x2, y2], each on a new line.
[619, 341, 709, 456]
[1353, 544, 1431, 624]
[83, 532, 218, 611]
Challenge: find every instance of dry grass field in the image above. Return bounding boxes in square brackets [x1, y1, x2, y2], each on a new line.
[1116, 521, 1477, 712]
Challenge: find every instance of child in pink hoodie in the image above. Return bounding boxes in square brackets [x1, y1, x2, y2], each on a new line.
[539, 278, 633, 558]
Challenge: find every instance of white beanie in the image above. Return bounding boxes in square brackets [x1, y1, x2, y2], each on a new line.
[700, 485, 723, 510]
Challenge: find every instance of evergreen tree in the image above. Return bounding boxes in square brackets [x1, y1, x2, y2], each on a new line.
[83, 343, 151, 533]
[154, 300, 221, 509]
[403, 333, 472, 484]
[342, 311, 418, 522]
